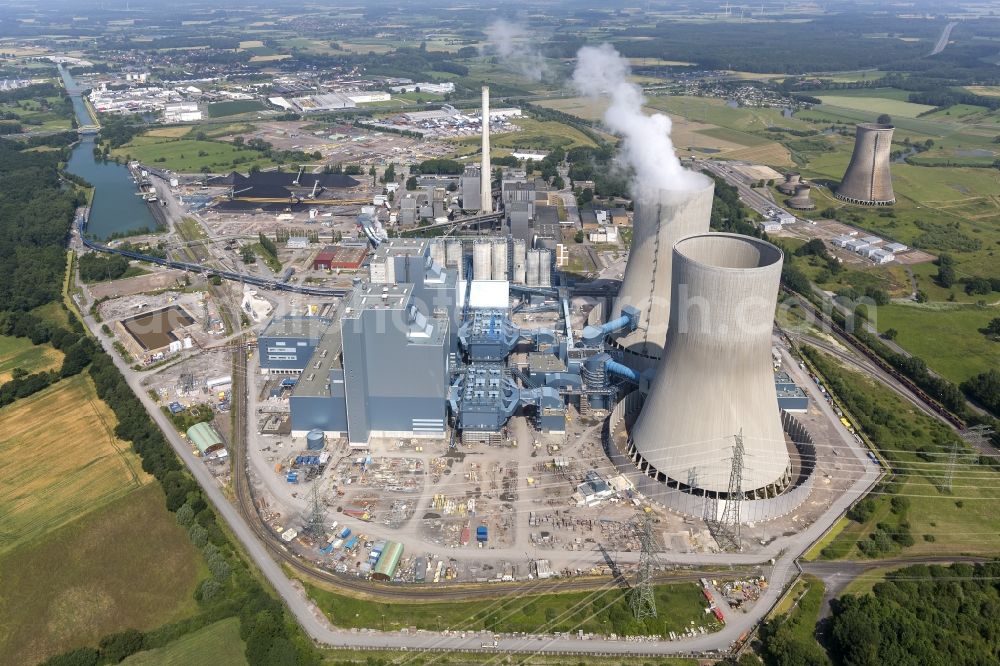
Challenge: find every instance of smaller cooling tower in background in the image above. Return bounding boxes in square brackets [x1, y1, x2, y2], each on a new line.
[776, 172, 801, 195]
[446, 239, 464, 280]
[786, 183, 815, 210]
[836, 123, 895, 206]
[612, 175, 715, 369]
[491, 239, 508, 281]
[628, 233, 789, 500]
[472, 240, 492, 281]
[512, 239, 527, 284]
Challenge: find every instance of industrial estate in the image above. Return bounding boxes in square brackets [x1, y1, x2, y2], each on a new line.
[3, 2, 1000, 665]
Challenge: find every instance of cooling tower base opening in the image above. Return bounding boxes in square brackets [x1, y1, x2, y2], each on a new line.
[604, 392, 817, 524]
[834, 193, 895, 207]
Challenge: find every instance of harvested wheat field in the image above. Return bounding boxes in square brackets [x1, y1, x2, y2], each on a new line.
[0, 374, 151, 554]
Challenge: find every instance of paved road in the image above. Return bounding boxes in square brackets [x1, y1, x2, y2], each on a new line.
[930, 21, 959, 56]
[802, 556, 988, 619]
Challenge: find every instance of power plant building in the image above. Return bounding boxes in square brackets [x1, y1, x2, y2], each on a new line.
[341, 283, 449, 445]
[836, 123, 895, 206]
[290, 239, 458, 445]
[258, 315, 332, 374]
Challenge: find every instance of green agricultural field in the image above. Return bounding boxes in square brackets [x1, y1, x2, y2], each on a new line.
[449, 117, 597, 155]
[0, 374, 151, 554]
[306, 580, 719, 638]
[110, 134, 278, 173]
[646, 95, 814, 133]
[122, 617, 247, 666]
[207, 100, 267, 118]
[805, 349, 1000, 560]
[0, 484, 204, 664]
[823, 70, 886, 83]
[0, 94, 72, 132]
[873, 303, 1000, 384]
[0, 335, 63, 383]
[813, 87, 913, 101]
[815, 97, 936, 119]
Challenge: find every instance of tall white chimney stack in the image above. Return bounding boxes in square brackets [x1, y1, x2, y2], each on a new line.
[480, 85, 493, 213]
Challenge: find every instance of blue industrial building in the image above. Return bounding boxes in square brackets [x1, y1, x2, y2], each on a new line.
[258, 315, 332, 373]
[775, 371, 809, 412]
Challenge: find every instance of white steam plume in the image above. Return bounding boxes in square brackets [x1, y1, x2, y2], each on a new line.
[483, 19, 551, 82]
[572, 43, 705, 195]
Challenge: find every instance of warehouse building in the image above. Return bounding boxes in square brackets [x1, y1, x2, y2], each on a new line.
[312, 245, 368, 271]
[258, 315, 332, 374]
[187, 422, 226, 456]
[372, 541, 404, 580]
[116, 305, 196, 363]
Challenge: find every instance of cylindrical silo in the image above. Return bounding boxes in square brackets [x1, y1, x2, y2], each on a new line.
[430, 238, 446, 269]
[612, 176, 715, 368]
[628, 233, 789, 502]
[836, 123, 895, 206]
[512, 239, 527, 284]
[473, 240, 492, 281]
[526, 250, 541, 286]
[306, 429, 325, 451]
[538, 248, 551, 287]
[446, 239, 463, 280]
[491, 239, 508, 281]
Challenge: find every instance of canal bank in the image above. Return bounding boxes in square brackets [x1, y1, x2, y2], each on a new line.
[59, 65, 162, 240]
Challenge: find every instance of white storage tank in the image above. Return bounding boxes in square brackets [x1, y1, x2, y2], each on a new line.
[473, 240, 492, 281]
[446, 239, 464, 279]
[430, 239, 446, 269]
[526, 250, 541, 286]
[491, 239, 508, 281]
[512, 239, 527, 285]
[538, 248, 552, 287]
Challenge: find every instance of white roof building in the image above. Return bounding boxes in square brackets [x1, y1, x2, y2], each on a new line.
[869, 249, 895, 264]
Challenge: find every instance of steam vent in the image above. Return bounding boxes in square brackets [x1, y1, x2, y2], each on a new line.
[836, 123, 895, 206]
[609, 175, 714, 370]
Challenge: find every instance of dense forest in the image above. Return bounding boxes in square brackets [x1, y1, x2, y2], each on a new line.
[829, 562, 1000, 666]
[0, 134, 81, 311]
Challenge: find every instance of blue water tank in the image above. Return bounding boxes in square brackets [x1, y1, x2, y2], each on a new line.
[306, 429, 325, 451]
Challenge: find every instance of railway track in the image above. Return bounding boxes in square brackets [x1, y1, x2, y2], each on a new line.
[782, 289, 967, 429]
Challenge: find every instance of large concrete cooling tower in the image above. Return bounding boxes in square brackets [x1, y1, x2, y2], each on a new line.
[610, 176, 714, 369]
[629, 233, 790, 499]
[836, 123, 895, 206]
